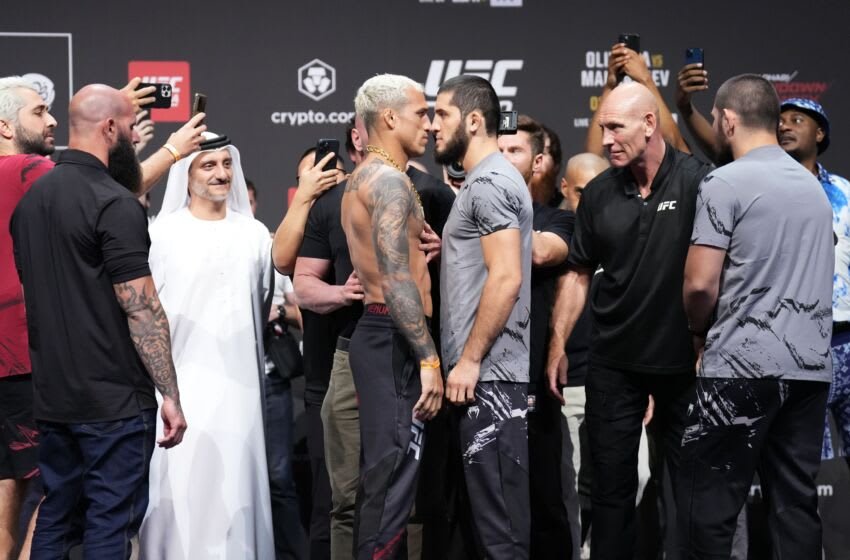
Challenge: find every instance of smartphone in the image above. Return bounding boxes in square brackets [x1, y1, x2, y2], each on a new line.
[685, 47, 705, 67]
[137, 82, 173, 109]
[618, 33, 641, 53]
[315, 139, 339, 171]
[192, 93, 207, 116]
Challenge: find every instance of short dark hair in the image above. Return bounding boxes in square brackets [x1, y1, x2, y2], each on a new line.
[246, 179, 256, 195]
[714, 74, 780, 132]
[438, 75, 500, 136]
[542, 125, 563, 172]
[516, 115, 545, 157]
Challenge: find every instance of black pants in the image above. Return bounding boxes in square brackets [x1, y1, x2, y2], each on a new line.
[677, 377, 829, 560]
[585, 363, 693, 560]
[305, 401, 332, 560]
[459, 381, 530, 560]
[528, 388, 572, 558]
[349, 307, 423, 560]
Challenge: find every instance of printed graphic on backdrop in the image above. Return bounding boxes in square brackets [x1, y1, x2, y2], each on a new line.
[423, 59, 523, 110]
[127, 60, 190, 122]
[271, 58, 354, 127]
[298, 59, 336, 102]
[0, 33, 73, 148]
[418, 0, 522, 6]
[762, 70, 830, 102]
[574, 47, 671, 129]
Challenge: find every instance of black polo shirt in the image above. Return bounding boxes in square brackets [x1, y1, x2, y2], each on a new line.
[529, 203, 573, 392]
[567, 144, 712, 374]
[10, 149, 157, 422]
[298, 170, 455, 405]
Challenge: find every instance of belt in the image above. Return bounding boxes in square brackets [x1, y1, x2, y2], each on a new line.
[834, 321, 850, 334]
[336, 336, 350, 352]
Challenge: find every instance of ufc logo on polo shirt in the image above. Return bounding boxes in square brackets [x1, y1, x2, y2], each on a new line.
[127, 61, 190, 122]
[657, 200, 677, 212]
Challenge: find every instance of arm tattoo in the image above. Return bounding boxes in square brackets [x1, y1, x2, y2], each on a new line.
[369, 171, 437, 361]
[114, 279, 181, 403]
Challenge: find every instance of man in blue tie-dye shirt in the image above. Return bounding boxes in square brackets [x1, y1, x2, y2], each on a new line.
[779, 98, 850, 469]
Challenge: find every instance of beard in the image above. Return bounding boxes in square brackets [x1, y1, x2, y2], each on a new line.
[715, 141, 734, 166]
[434, 124, 469, 166]
[107, 131, 142, 192]
[14, 125, 54, 156]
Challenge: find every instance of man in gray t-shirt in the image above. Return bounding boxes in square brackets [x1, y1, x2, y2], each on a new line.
[433, 75, 533, 559]
[678, 74, 834, 559]
[440, 152, 533, 382]
[692, 147, 833, 382]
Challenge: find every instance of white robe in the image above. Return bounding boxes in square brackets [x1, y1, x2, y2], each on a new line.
[140, 207, 274, 559]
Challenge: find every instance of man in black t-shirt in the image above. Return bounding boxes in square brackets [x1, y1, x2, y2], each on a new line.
[546, 83, 712, 560]
[10, 84, 186, 558]
[499, 115, 573, 558]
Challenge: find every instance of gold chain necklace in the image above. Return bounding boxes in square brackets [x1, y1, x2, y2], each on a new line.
[365, 145, 422, 208]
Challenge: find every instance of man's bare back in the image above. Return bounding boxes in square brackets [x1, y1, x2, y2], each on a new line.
[341, 157, 432, 318]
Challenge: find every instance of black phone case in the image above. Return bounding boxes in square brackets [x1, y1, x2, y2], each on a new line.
[315, 139, 339, 171]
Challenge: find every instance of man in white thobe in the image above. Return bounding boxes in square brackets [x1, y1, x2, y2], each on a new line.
[140, 134, 274, 559]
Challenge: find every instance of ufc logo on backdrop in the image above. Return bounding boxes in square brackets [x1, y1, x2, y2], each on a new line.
[127, 61, 190, 121]
[424, 59, 523, 110]
[657, 200, 677, 212]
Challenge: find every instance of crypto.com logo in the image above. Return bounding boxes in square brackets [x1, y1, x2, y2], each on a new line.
[424, 59, 523, 111]
[298, 59, 336, 102]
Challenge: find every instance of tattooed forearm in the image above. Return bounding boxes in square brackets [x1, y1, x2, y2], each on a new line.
[114, 277, 181, 402]
[370, 172, 437, 361]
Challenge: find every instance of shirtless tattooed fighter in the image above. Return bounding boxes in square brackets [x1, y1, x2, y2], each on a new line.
[341, 74, 443, 560]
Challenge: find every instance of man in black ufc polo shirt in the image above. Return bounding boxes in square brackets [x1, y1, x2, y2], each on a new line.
[546, 82, 712, 560]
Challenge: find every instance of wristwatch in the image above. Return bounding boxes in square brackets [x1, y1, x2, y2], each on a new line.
[278, 304, 286, 321]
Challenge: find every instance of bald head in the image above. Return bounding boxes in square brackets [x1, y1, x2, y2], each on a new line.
[602, 82, 659, 120]
[69, 84, 134, 135]
[561, 153, 609, 212]
[597, 82, 664, 168]
[566, 153, 609, 179]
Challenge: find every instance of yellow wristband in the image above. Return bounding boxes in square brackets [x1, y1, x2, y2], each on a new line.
[162, 143, 181, 163]
[420, 358, 441, 370]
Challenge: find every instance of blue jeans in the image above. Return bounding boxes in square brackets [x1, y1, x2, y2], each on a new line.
[31, 409, 156, 560]
[265, 373, 307, 560]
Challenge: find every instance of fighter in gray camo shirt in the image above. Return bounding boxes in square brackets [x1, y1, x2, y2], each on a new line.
[433, 75, 533, 560]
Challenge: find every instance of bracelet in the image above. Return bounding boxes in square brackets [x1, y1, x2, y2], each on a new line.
[420, 358, 441, 370]
[162, 143, 181, 163]
[277, 304, 286, 320]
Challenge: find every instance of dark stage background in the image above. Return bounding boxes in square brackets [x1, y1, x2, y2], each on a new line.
[5, 1, 850, 557]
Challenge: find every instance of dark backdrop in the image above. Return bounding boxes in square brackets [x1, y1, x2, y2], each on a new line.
[4, 1, 850, 556]
[4, 0, 848, 229]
